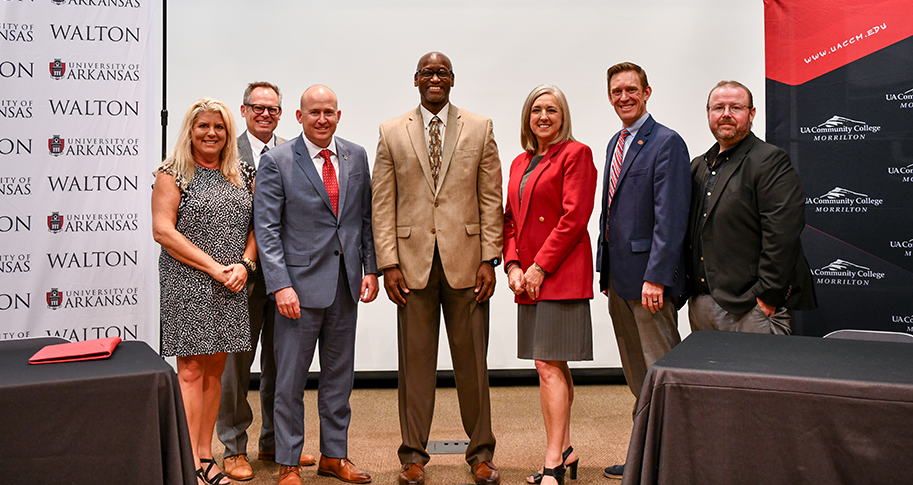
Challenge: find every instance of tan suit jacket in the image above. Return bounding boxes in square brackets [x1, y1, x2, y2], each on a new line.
[372, 104, 503, 290]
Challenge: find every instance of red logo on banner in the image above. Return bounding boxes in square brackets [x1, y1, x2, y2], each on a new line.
[47, 288, 62, 310]
[48, 135, 64, 156]
[49, 59, 66, 80]
[47, 212, 63, 233]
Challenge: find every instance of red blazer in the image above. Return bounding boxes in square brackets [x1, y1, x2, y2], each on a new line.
[503, 140, 597, 304]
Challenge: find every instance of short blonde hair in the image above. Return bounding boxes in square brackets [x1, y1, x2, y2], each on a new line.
[157, 98, 240, 188]
[520, 84, 575, 154]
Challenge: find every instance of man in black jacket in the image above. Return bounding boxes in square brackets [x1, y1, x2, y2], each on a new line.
[686, 80, 816, 334]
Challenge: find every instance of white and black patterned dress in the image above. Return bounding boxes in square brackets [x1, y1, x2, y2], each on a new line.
[157, 161, 255, 357]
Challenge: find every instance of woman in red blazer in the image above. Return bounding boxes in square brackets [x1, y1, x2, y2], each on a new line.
[504, 85, 597, 485]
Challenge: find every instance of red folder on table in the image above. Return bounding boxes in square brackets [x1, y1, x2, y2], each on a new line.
[29, 337, 122, 364]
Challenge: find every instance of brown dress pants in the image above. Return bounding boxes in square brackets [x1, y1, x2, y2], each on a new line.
[396, 248, 496, 466]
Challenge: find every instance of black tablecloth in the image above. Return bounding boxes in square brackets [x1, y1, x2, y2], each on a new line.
[623, 330, 913, 485]
[0, 337, 196, 485]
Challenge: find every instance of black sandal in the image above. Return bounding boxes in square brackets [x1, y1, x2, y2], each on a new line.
[199, 458, 229, 485]
[542, 464, 566, 485]
[528, 447, 576, 484]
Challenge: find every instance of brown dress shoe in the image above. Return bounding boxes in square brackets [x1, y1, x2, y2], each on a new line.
[222, 454, 254, 481]
[278, 465, 300, 485]
[398, 463, 425, 485]
[472, 461, 501, 485]
[317, 456, 372, 484]
[258, 451, 317, 466]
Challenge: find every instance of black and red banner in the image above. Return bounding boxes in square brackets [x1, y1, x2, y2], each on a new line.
[765, 0, 913, 336]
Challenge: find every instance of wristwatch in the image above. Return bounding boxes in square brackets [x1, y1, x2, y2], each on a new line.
[484, 257, 501, 268]
[242, 257, 257, 273]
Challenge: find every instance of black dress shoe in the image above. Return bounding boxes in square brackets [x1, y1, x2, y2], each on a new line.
[604, 464, 625, 479]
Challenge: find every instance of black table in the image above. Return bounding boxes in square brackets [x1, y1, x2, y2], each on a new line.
[623, 330, 913, 485]
[0, 337, 196, 485]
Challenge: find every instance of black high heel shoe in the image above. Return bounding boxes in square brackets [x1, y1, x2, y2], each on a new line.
[527, 447, 578, 484]
[542, 464, 566, 485]
[198, 458, 229, 485]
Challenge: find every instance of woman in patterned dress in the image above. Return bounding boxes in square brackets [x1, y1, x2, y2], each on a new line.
[152, 98, 256, 485]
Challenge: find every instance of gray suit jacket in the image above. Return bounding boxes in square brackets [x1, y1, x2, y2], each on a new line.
[237, 131, 289, 168]
[254, 135, 378, 309]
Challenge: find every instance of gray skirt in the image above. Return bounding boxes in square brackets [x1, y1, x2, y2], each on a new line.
[517, 299, 594, 361]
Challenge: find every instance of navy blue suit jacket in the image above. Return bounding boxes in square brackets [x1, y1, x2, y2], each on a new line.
[596, 114, 690, 301]
[254, 135, 378, 309]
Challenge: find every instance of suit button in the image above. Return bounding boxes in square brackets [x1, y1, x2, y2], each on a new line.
[515, 249, 519, 253]
[539, 217, 545, 222]
[334, 250, 340, 256]
[700, 278, 705, 282]
[431, 228, 436, 234]
[434, 202, 439, 207]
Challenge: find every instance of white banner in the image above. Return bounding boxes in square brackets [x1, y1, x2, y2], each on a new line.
[1, 0, 157, 345]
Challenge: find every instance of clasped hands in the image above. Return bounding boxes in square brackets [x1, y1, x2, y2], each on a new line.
[508, 264, 544, 300]
[215, 263, 248, 293]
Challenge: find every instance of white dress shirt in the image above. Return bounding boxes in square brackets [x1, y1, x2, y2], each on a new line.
[420, 103, 450, 147]
[301, 134, 339, 183]
[246, 131, 279, 169]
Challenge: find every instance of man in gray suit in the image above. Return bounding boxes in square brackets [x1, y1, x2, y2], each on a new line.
[254, 85, 378, 485]
[220, 81, 317, 482]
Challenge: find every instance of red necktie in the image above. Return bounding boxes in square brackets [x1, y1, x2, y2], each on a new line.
[608, 128, 629, 208]
[319, 149, 338, 215]
[606, 129, 629, 240]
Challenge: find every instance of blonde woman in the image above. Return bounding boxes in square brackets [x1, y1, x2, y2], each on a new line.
[152, 98, 256, 485]
[504, 85, 596, 485]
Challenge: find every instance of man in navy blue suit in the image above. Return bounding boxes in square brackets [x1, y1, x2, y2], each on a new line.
[595, 62, 690, 479]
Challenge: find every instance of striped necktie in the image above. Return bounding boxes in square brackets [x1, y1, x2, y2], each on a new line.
[605, 129, 630, 240]
[607, 128, 630, 208]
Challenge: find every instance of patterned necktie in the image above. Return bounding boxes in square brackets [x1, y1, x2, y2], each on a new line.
[608, 129, 630, 208]
[260, 145, 269, 155]
[605, 129, 630, 240]
[319, 149, 338, 215]
[429, 116, 442, 188]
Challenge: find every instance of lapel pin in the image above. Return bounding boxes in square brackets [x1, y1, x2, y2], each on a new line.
[638, 140, 644, 145]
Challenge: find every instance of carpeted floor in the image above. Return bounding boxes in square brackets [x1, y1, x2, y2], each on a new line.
[211, 384, 635, 484]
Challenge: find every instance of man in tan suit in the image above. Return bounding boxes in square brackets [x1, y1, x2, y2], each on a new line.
[372, 51, 504, 485]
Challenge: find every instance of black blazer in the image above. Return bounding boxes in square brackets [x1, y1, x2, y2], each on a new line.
[686, 132, 816, 314]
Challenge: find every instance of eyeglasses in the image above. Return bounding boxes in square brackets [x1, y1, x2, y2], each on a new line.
[709, 104, 751, 115]
[245, 104, 281, 116]
[416, 69, 453, 80]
